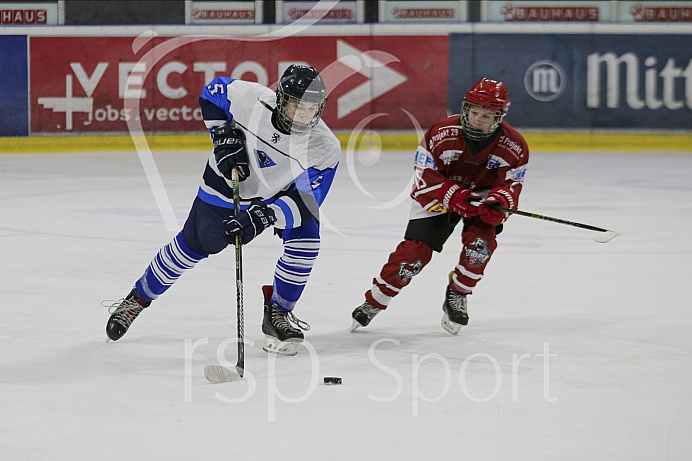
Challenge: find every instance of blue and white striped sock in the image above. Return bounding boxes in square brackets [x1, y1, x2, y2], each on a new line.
[272, 237, 320, 311]
[135, 232, 208, 301]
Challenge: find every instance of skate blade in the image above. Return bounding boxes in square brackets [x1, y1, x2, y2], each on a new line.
[263, 335, 300, 356]
[204, 365, 243, 383]
[350, 319, 364, 332]
[441, 313, 462, 335]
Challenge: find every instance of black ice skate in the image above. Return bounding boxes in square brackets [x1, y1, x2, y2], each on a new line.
[351, 301, 383, 332]
[441, 285, 468, 335]
[105, 288, 151, 341]
[261, 285, 309, 356]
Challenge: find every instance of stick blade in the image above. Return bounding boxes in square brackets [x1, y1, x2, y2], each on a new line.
[204, 365, 243, 383]
[592, 230, 620, 244]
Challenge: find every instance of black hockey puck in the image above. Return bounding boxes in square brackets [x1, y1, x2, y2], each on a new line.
[323, 376, 342, 385]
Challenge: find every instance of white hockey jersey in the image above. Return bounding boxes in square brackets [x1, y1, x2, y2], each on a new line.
[198, 78, 341, 229]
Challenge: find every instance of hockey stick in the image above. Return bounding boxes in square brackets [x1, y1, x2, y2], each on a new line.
[204, 168, 245, 383]
[471, 201, 620, 243]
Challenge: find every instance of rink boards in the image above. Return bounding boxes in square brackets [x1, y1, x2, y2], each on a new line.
[1, 23, 691, 151]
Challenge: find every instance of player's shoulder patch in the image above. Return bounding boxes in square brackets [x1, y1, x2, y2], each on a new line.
[414, 146, 438, 170]
[203, 76, 234, 98]
[506, 165, 527, 183]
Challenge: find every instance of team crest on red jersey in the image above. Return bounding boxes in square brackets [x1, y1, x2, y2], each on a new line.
[440, 149, 463, 165]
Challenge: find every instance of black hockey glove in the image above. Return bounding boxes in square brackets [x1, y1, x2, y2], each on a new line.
[211, 124, 250, 180]
[223, 200, 277, 245]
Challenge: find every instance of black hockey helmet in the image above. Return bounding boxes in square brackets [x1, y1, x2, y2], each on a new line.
[275, 65, 327, 134]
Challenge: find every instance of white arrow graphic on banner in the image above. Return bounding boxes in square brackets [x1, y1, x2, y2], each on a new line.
[336, 40, 407, 119]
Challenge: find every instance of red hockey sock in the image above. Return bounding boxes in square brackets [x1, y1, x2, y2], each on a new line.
[366, 239, 433, 308]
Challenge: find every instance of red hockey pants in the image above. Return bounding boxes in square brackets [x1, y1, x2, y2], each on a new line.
[365, 216, 498, 309]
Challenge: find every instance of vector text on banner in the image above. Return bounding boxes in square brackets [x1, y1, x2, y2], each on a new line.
[30, 35, 448, 134]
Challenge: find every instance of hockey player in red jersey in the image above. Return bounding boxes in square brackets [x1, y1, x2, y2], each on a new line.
[352, 78, 529, 335]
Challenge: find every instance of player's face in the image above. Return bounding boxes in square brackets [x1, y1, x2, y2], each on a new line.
[466, 106, 496, 133]
[283, 97, 321, 126]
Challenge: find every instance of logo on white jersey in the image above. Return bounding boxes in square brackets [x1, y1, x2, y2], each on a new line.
[271, 132, 281, 143]
[256, 149, 276, 168]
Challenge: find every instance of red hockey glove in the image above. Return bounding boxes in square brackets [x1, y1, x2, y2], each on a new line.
[438, 181, 480, 217]
[478, 187, 514, 226]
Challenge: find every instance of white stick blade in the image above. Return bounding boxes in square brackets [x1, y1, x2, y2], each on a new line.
[592, 231, 620, 244]
[204, 365, 242, 383]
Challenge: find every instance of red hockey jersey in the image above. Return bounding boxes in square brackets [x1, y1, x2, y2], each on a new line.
[411, 115, 529, 214]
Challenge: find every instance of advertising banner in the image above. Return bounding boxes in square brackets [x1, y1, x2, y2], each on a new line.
[281, 1, 357, 23]
[0, 2, 59, 25]
[448, 33, 692, 129]
[616, 1, 692, 22]
[190, 1, 257, 24]
[382, 1, 466, 22]
[483, 1, 613, 22]
[0, 35, 28, 136]
[30, 34, 448, 134]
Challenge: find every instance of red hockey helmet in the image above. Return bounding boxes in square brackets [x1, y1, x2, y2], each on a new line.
[460, 78, 511, 141]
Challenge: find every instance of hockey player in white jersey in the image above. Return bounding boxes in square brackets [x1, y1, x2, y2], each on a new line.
[106, 65, 341, 356]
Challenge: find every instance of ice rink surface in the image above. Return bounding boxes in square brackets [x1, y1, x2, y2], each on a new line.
[2, 148, 692, 460]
